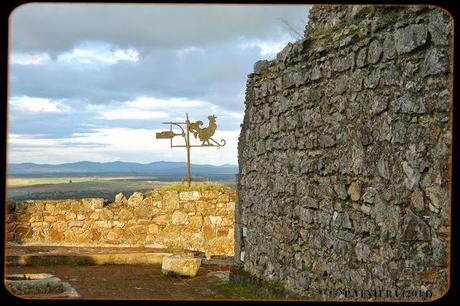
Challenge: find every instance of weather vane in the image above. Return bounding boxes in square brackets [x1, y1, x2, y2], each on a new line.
[155, 113, 226, 187]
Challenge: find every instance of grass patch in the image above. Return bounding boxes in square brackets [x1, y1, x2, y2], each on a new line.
[353, 6, 401, 24]
[228, 266, 294, 299]
[216, 280, 268, 299]
[309, 6, 400, 45]
[144, 182, 232, 197]
[7, 176, 152, 187]
[309, 23, 340, 41]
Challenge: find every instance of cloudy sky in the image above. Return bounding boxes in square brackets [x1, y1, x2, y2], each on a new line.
[8, 3, 310, 165]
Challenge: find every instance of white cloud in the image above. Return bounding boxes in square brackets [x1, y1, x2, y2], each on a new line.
[7, 5, 310, 165]
[57, 43, 139, 65]
[8, 128, 240, 165]
[176, 46, 205, 59]
[223, 111, 244, 121]
[10, 43, 140, 67]
[126, 96, 209, 109]
[9, 96, 71, 113]
[87, 96, 212, 121]
[11, 4, 310, 54]
[239, 34, 294, 58]
[209, 104, 244, 123]
[101, 109, 169, 120]
[10, 52, 51, 65]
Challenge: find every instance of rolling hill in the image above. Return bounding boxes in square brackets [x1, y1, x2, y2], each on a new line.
[8, 161, 239, 179]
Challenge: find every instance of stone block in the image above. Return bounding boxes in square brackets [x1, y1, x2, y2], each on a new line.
[362, 187, 377, 204]
[425, 186, 446, 214]
[100, 209, 114, 220]
[188, 216, 203, 229]
[29, 214, 43, 222]
[6, 273, 65, 295]
[163, 191, 180, 210]
[44, 216, 56, 222]
[422, 48, 448, 76]
[301, 195, 319, 209]
[254, 60, 269, 74]
[91, 198, 104, 209]
[171, 211, 188, 225]
[202, 190, 219, 200]
[221, 217, 233, 227]
[127, 192, 144, 206]
[118, 209, 134, 221]
[334, 182, 348, 200]
[148, 223, 160, 234]
[133, 206, 153, 219]
[402, 211, 431, 241]
[411, 188, 425, 212]
[394, 24, 427, 54]
[203, 225, 215, 240]
[49, 229, 65, 241]
[368, 39, 382, 64]
[217, 228, 229, 237]
[217, 193, 230, 202]
[112, 220, 125, 228]
[428, 9, 451, 46]
[356, 47, 367, 67]
[183, 202, 196, 212]
[45, 204, 56, 214]
[114, 192, 127, 204]
[95, 220, 111, 228]
[226, 202, 235, 211]
[209, 215, 223, 226]
[15, 226, 32, 240]
[348, 181, 362, 201]
[355, 242, 371, 262]
[64, 212, 76, 220]
[161, 255, 201, 277]
[179, 191, 201, 201]
[382, 35, 396, 60]
[152, 214, 169, 226]
[69, 221, 83, 227]
[129, 225, 147, 236]
[204, 237, 234, 257]
[332, 211, 352, 229]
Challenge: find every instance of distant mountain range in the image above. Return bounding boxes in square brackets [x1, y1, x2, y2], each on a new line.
[8, 161, 239, 179]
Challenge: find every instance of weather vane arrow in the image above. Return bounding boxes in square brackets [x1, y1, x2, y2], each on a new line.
[155, 113, 226, 187]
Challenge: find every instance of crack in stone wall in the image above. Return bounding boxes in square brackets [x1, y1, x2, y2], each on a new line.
[236, 5, 451, 299]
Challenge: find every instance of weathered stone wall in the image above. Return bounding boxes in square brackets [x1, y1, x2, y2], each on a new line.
[236, 5, 451, 299]
[8, 188, 236, 257]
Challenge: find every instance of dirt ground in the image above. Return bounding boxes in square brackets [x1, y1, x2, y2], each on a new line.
[6, 263, 240, 300]
[5, 244, 247, 300]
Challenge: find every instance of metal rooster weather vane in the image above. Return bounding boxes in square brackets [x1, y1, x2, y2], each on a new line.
[155, 113, 226, 187]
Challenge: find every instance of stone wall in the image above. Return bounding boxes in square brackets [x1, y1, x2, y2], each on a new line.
[236, 5, 451, 299]
[8, 188, 236, 258]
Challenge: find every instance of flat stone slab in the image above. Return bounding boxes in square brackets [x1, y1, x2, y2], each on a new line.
[6, 273, 78, 297]
[6, 243, 169, 256]
[7, 252, 173, 266]
[162, 255, 201, 277]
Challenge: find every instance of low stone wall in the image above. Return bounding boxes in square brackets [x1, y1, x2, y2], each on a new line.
[7, 188, 236, 257]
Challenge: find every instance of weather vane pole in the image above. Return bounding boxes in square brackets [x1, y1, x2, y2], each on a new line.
[155, 113, 226, 187]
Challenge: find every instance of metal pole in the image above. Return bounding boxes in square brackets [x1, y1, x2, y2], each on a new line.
[185, 113, 192, 187]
